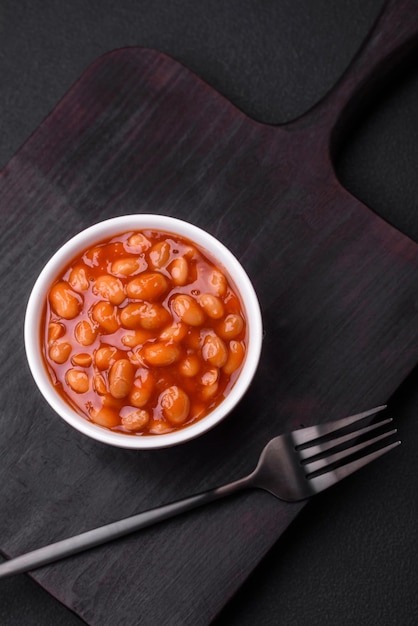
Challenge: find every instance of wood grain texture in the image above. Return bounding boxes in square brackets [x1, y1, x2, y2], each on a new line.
[0, 1, 418, 624]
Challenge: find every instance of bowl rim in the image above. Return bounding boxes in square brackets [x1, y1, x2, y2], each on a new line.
[24, 214, 263, 449]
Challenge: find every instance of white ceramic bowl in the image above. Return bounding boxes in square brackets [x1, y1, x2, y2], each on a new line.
[24, 214, 262, 449]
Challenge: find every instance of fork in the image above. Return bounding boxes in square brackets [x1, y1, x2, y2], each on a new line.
[0, 405, 399, 579]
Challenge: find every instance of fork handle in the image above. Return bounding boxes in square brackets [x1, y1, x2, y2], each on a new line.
[0, 474, 253, 579]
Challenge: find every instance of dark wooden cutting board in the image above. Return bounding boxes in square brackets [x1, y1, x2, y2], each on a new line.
[1, 1, 418, 624]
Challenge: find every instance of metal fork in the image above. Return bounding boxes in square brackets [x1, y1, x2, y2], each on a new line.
[0, 405, 398, 579]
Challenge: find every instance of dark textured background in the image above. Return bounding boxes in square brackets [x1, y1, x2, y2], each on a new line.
[1, 1, 418, 624]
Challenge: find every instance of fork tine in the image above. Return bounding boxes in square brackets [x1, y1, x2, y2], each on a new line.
[305, 427, 398, 475]
[299, 418, 393, 461]
[308, 440, 401, 494]
[292, 405, 387, 447]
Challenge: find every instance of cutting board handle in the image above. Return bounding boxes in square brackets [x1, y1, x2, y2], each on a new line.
[296, 0, 418, 148]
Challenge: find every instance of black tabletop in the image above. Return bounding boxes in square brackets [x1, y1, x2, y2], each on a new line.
[1, 1, 418, 624]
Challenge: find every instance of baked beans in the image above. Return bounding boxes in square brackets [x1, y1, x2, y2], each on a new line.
[42, 229, 247, 436]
